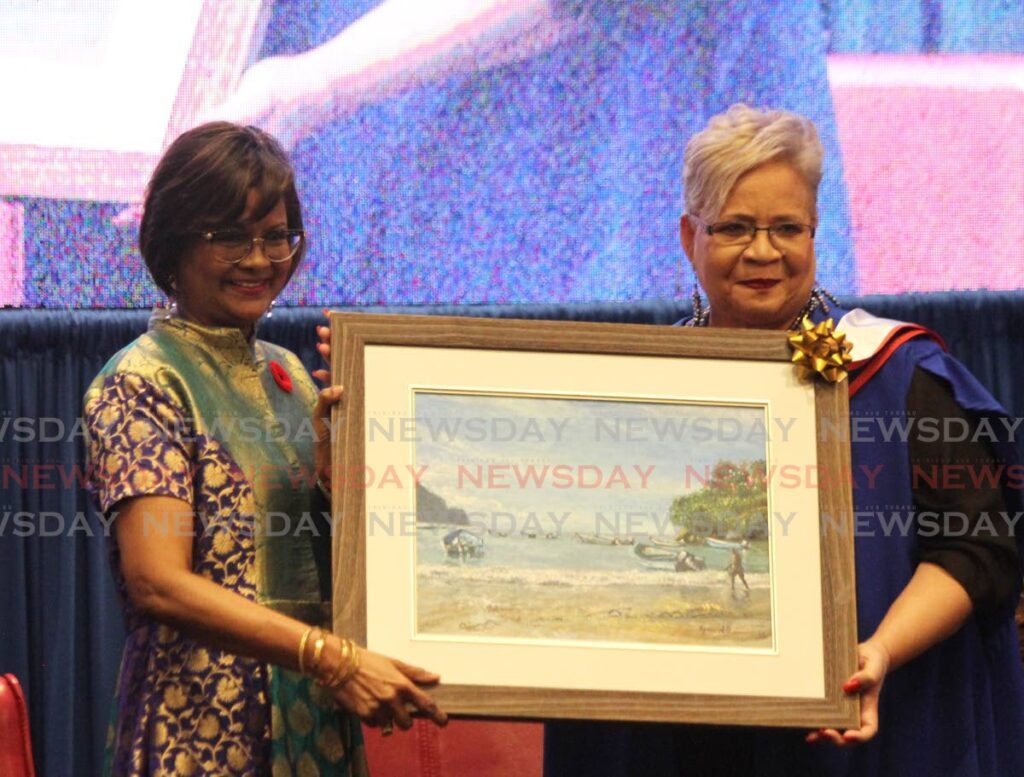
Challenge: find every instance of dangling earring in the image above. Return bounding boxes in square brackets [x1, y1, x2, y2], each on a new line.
[162, 276, 177, 320]
[265, 298, 276, 320]
[689, 284, 709, 327]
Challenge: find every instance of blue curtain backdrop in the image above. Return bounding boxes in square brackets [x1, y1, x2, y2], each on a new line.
[2, 292, 1024, 774]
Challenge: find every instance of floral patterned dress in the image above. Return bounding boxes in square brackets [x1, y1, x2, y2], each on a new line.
[84, 314, 367, 777]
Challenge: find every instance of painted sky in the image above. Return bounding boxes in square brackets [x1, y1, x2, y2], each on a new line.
[412, 391, 767, 535]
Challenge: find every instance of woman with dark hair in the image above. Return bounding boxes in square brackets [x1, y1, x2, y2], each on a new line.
[84, 122, 445, 776]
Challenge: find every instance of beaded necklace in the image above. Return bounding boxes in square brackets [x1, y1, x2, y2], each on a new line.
[686, 286, 839, 330]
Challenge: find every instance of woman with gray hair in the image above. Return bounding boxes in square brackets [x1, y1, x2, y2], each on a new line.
[681, 104, 826, 332]
[544, 103, 1024, 777]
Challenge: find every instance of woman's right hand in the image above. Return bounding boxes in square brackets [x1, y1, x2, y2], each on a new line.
[324, 642, 447, 730]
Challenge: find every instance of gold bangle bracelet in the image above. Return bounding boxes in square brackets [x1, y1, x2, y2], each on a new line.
[297, 626, 315, 675]
[324, 639, 356, 688]
[317, 638, 347, 688]
[338, 644, 362, 686]
[311, 631, 327, 673]
[335, 639, 354, 685]
[332, 642, 362, 688]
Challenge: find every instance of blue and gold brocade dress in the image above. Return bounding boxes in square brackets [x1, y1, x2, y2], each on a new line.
[84, 314, 367, 777]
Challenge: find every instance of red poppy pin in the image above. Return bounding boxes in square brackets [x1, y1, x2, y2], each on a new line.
[269, 361, 293, 393]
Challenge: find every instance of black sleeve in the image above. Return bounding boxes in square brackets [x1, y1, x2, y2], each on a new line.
[909, 367, 1019, 613]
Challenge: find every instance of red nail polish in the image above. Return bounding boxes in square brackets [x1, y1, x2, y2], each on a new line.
[842, 678, 861, 693]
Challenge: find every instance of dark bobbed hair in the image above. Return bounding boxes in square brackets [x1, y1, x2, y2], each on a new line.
[139, 122, 305, 296]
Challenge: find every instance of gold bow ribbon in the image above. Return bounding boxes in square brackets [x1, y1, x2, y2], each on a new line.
[787, 317, 853, 383]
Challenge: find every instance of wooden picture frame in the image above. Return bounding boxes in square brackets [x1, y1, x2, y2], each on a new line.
[331, 312, 859, 729]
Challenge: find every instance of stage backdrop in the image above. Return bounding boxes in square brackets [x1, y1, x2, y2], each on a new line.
[1, 0, 1022, 309]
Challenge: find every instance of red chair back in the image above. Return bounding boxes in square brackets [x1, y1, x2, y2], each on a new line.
[0, 674, 37, 777]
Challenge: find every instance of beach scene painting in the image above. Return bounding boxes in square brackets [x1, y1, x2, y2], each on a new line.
[409, 390, 775, 650]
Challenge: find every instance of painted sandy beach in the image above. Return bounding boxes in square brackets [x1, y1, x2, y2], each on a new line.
[414, 538, 772, 649]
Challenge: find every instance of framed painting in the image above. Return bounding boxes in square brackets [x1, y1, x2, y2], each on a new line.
[330, 313, 859, 728]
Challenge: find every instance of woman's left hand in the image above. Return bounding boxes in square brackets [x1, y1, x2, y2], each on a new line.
[806, 638, 891, 746]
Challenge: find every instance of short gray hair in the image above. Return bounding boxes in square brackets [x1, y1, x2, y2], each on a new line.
[683, 104, 823, 221]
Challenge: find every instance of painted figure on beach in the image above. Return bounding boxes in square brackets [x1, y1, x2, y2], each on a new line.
[727, 549, 750, 597]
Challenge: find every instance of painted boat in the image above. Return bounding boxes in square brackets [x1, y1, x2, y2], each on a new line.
[574, 532, 634, 546]
[633, 543, 706, 571]
[705, 537, 746, 550]
[649, 536, 684, 549]
[633, 542, 678, 562]
[442, 528, 485, 559]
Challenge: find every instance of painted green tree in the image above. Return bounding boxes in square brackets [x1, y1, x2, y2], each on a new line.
[669, 459, 768, 539]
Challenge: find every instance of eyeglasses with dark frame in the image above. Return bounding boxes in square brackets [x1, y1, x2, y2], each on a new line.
[693, 218, 816, 247]
[199, 228, 305, 264]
